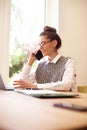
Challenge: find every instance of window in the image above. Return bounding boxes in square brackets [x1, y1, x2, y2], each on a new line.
[0, 0, 58, 85]
[9, 0, 45, 79]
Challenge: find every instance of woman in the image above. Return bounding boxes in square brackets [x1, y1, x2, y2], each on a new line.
[13, 26, 77, 92]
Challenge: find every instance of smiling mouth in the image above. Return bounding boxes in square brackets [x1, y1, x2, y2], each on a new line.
[41, 50, 46, 54]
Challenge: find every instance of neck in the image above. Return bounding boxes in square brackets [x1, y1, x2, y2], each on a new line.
[48, 51, 58, 61]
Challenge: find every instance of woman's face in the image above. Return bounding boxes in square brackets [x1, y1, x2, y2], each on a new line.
[39, 35, 57, 57]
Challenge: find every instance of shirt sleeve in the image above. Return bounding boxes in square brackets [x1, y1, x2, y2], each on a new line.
[37, 58, 77, 92]
[20, 64, 36, 84]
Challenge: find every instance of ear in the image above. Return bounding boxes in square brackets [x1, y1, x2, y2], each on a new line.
[52, 40, 57, 48]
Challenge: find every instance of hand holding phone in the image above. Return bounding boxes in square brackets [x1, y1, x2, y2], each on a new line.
[35, 50, 43, 60]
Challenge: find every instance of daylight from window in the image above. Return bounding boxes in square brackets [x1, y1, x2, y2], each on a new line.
[9, 0, 45, 80]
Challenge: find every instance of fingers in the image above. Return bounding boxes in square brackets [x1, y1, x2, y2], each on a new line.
[13, 79, 27, 89]
[33, 50, 38, 55]
[13, 79, 36, 89]
[27, 51, 37, 66]
[13, 79, 25, 85]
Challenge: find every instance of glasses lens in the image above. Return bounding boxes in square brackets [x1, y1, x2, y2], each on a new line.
[39, 41, 51, 46]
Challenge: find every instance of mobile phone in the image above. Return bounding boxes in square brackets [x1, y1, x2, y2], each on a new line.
[35, 50, 43, 60]
[53, 102, 87, 111]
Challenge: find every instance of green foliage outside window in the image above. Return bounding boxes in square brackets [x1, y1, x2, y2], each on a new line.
[9, 43, 26, 78]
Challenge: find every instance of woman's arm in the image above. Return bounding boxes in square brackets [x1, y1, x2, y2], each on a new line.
[13, 52, 37, 89]
[20, 64, 36, 83]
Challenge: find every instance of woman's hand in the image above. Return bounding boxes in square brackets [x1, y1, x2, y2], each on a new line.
[27, 50, 38, 66]
[13, 79, 37, 89]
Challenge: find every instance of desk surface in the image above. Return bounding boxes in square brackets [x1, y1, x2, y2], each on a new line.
[0, 90, 87, 130]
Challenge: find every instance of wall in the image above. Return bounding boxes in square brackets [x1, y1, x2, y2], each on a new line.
[45, 0, 59, 31]
[59, 0, 87, 86]
[0, 0, 87, 86]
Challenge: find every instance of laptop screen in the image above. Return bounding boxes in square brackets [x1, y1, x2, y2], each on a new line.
[0, 75, 6, 89]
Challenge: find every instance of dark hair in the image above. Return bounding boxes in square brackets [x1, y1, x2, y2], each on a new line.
[40, 26, 62, 49]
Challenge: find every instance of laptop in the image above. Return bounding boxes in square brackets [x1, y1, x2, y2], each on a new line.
[0, 75, 14, 91]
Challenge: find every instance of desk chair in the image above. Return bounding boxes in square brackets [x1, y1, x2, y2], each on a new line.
[78, 86, 87, 93]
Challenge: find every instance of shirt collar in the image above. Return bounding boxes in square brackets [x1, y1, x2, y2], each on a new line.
[47, 54, 61, 64]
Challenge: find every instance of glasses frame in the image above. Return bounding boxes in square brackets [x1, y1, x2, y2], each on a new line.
[39, 40, 52, 46]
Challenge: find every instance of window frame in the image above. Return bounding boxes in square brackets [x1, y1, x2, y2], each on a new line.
[0, 0, 11, 84]
[0, 0, 59, 84]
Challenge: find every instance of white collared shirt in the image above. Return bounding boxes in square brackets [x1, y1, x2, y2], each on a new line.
[46, 54, 61, 64]
[20, 54, 77, 92]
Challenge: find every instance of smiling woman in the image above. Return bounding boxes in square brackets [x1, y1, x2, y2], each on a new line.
[13, 26, 77, 92]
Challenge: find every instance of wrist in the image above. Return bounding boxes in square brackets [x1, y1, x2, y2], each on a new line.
[29, 84, 37, 89]
[27, 59, 34, 66]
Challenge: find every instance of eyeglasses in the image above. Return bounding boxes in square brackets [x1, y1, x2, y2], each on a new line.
[39, 40, 51, 46]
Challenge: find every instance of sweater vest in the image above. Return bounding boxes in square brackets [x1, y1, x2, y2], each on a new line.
[35, 56, 70, 84]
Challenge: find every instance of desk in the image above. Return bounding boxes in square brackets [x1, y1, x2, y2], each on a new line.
[0, 90, 87, 130]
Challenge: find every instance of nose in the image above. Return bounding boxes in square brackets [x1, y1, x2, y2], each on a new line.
[39, 46, 43, 52]
[40, 45, 43, 50]
[39, 43, 43, 48]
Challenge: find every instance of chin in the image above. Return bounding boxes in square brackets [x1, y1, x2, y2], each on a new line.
[42, 53, 46, 57]
[42, 52, 47, 57]
[41, 50, 47, 57]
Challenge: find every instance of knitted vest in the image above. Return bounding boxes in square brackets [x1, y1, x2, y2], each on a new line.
[35, 56, 70, 84]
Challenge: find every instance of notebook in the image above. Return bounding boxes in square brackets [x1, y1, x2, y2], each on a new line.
[0, 74, 14, 91]
[15, 89, 79, 98]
